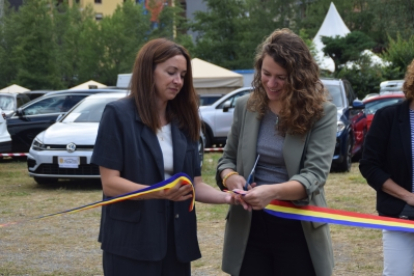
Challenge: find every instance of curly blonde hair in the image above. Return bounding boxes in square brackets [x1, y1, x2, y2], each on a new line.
[403, 59, 414, 102]
[248, 28, 327, 135]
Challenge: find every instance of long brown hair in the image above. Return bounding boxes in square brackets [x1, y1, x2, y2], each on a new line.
[248, 28, 327, 135]
[129, 38, 200, 141]
[403, 59, 414, 102]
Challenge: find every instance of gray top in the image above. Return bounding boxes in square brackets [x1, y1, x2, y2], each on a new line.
[254, 109, 288, 185]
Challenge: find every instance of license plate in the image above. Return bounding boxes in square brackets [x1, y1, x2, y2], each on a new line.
[58, 156, 80, 168]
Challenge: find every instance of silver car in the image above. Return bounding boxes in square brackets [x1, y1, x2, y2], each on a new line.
[27, 93, 127, 184]
[27, 92, 205, 184]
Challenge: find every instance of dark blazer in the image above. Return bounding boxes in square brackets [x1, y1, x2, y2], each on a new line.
[91, 97, 201, 262]
[359, 100, 413, 218]
[216, 95, 336, 276]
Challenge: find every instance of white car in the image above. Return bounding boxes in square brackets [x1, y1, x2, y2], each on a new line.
[27, 93, 127, 184]
[0, 108, 12, 153]
[199, 87, 253, 147]
[27, 92, 205, 184]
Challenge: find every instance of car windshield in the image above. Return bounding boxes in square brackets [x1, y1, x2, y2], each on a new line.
[324, 84, 344, 107]
[365, 98, 404, 115]
[0, 95, 15, 111]
[62, 97, 118, 123]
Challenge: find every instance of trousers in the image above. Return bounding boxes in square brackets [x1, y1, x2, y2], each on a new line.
[383, 229, 414, 276]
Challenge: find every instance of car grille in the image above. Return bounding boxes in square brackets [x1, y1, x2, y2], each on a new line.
[34, 164, 99, 176]
[43, 145, 94, 150]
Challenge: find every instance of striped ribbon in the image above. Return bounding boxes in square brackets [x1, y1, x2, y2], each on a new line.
[0, 173, 194, 228]
[227, 190, 414, 232]
[265, 200, 414, 232]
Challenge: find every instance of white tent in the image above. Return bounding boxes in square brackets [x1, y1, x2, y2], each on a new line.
[116, 58, 244, 95]
[313, 2, 387, 72]
[0, 84, 30, 93]
[69, 80, 107, 90]
[312, 2, 350, 72]
[191, 58, 244, 94]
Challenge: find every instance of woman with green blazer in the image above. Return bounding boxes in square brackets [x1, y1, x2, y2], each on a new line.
[216, 29, 337, 276]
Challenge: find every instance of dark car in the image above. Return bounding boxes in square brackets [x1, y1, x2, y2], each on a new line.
[363, 93, 405, 130]
[6, 88, 128, 153]
[197, 93, 225, 106]
[323, 78, 366, 172]
[0, 92, 31, 117]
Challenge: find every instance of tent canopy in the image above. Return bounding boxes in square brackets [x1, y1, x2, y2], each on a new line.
[312, 2, 350, 72]
[0, 84, 30, 93]
[69, 80, 107, 90]
[191, 58, 243, 90]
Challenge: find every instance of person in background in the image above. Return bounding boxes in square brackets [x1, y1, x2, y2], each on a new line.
[91, 38, 244, 276]
[215, 28, 337, 276]
[359, 59, 414, 276]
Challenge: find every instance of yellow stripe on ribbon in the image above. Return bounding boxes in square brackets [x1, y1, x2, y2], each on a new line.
[0, 173, 194, 228]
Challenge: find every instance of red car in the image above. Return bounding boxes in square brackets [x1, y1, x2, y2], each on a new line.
[363, 93, 405, 130]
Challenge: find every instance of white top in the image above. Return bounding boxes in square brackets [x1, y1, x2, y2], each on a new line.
[156, 123, 173, 179]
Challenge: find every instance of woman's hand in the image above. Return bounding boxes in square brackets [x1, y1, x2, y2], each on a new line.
[157, 179, 194, 202]
[224, 174, 248, 191]
[225, 192, 251, 211]
[243, 184, 275, 210]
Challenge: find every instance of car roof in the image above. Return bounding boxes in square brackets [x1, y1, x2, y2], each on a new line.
[83, 92, 129, 100]
[363, 93, 405, 103]
[46, 88, 127, 95]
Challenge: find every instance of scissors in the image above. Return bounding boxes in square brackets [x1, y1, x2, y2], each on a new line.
[244, 154, 261, 191]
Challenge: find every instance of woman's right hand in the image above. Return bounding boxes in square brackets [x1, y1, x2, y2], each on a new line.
[156, 179, 194, 202]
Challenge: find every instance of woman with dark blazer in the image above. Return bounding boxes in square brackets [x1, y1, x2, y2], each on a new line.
[91, 38, 242, 276]
[216, 29, 336, 276]
[359, 59, 414, 276]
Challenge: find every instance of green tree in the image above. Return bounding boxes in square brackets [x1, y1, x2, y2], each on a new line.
[381, 33, 414, 77]
[321, 31, 375, 73]
[97, 1, 151, 86]
[190, 0, 249, 69]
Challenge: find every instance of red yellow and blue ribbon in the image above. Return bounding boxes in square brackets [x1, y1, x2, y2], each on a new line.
[265, 199, 414, 232]
[0, 173, 194, 228]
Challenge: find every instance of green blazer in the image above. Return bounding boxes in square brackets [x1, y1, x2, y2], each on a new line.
[216, 95, 336, 276]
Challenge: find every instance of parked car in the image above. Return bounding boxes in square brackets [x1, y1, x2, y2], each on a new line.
[197, 93, 225, 106]
[363, 93, 405, 130]
[6, 88, 128, 153]
[199, 87, 253, 147]
[380, 79, 404, 94]
[323, 78, 366, 172]
[0, 92, 31, 117]
[199, 79, 366, 172]
[0, 108, 12, 153]
[27, 93, 205, 184]
[22, 90, 52, 100]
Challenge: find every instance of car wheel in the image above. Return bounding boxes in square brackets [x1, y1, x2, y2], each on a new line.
[34, 177, 58, 185]
[337, 137, 352, 172]
[202, 125, 213, 148]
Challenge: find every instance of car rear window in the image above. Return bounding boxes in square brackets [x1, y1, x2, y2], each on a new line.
[0, 95, 15, 111]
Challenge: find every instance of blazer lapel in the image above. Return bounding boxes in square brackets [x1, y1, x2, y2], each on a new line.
[283, 133, 307, 178]
[399, 101, 412, 169]
[241, 109, 260, 178]
[171, 122, 187, 174]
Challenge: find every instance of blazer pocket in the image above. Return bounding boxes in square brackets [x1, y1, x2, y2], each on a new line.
[108, 203, 141, 223]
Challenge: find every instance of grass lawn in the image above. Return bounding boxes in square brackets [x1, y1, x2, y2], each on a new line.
[0, 154, 383, 275]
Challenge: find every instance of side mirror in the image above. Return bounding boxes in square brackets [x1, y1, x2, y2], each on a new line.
[351, 100, 365, 110]
[222, 100, 232, 112]
[15, 108, 24, 117]
[56, 114, 63, 122]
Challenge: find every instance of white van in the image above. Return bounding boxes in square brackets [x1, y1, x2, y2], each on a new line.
[380, 80, 404, 95]
[0, 108, 12, 153]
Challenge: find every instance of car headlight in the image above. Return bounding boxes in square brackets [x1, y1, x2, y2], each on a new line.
[32, 139, 46, 151]
[337, 120, 345, 134]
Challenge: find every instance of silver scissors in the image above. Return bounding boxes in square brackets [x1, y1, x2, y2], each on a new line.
[244, 154, 260, 191]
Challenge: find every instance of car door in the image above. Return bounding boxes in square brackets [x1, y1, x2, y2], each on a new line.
[213, 89, 251, 137]
[7, 94, 86, 152]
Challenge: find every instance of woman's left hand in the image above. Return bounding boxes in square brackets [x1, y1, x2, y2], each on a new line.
[243, 184, 274, 210]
